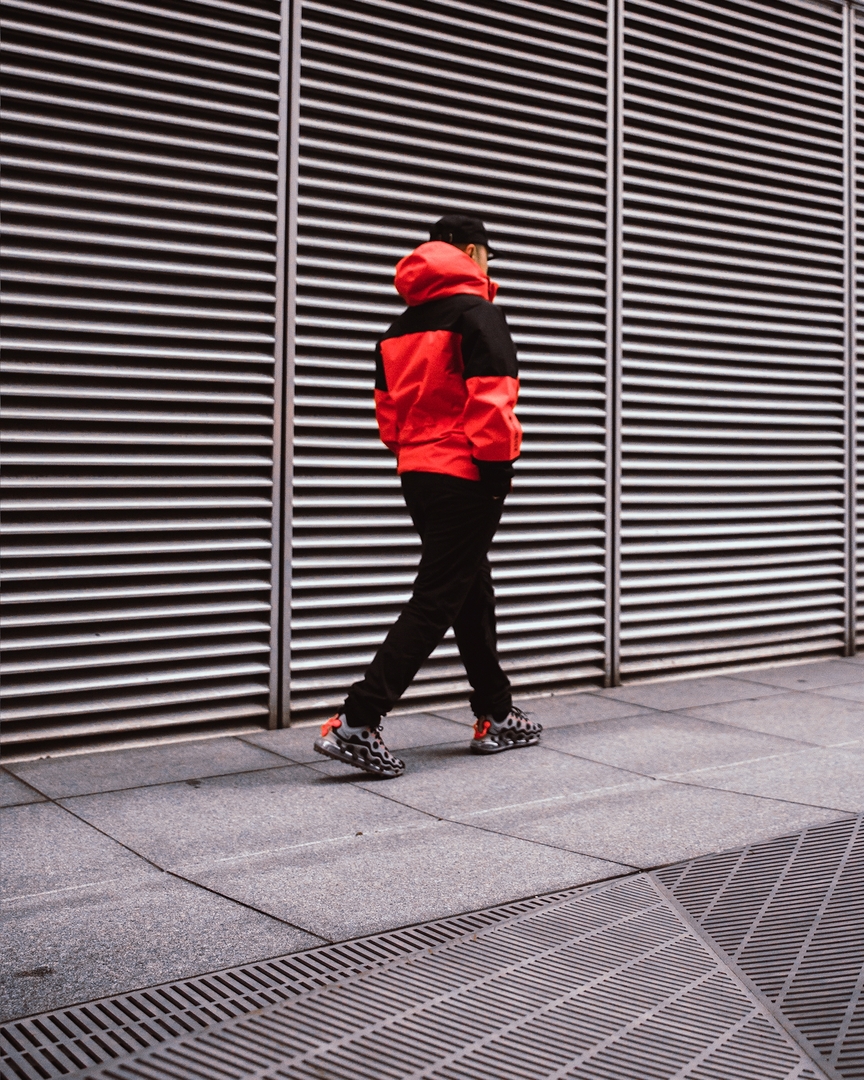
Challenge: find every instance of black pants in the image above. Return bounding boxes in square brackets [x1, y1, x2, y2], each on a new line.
[343, 471, 512, 726]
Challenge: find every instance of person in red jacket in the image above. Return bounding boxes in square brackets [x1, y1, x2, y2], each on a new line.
[315, 215, 542, 778]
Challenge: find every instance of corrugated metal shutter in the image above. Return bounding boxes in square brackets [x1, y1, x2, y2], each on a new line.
[618, 0, 849, 679]
[288, 0, 611, 719]
[0, 0, 287, 751]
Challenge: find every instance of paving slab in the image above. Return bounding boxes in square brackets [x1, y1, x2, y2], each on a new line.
[539, 712, 810, 776]
[591, 675, 782, 712]
[2, 802, 153, 900]
[431, 695, 657, 729]
[6, 737, 288, 799]
[680, 691, 864, 746]
[63, 763, 431, 869]
[668, 746, 864, 813]
[310, 742, 637, 819]
[185, 818, 628, 942]
[0, 871, 318, 1023]
[812, 680, 864, 703]
[456, 779, 842, 869]
[731, 658, 864, 691]
[0, 768, 45, 808]
[242, 713, 468, 764]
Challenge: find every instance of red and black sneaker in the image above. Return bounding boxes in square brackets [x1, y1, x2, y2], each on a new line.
[471, 705, 542, 754]
[314, 714, 405, 778]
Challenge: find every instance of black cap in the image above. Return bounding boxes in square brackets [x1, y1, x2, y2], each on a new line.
[429, 214, 495, 258]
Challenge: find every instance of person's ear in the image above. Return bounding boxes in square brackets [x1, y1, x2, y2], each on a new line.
[463, 243, 476, 261]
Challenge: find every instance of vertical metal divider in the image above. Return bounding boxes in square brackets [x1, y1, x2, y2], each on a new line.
[278, 0, 302, 726]
[605, 0, 624, 686]
[844, 1, 858, 657]
[268, 0, 293, 728]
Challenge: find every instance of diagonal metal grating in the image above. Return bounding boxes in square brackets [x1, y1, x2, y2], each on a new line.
[2, 816, 860, 1080]
[71, 876, 828, 1080]
[0, 891, 580, 1080]
[656, 814, 864, 1080]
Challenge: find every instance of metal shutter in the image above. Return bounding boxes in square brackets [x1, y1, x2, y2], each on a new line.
[288, 0, 611, 719]
[618, 0, 850, 679]
[0, 0, 288, 751]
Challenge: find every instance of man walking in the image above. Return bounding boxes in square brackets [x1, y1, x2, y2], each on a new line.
[314, 214, 542, 778]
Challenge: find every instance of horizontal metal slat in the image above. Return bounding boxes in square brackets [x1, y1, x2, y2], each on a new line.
[3, 252, 276, 286]
[2, 107, 279, 160]
[303, 4, 606, 81]
[3, 50, 278, 115]
[1, 476, 272, 490]
[1, 222, 277, 260]
[2, 598, 272, 632]
[1, 557, 272, 582]
[1, 618, 271, 653]
[2, 641, 269, 677]
[0, 659, 271, 700]
[1, 15, 279, 81]
[0, 701, 270, 746]
[0, 679, 271, 723]
[66, 0, 281, 36]
[3, 579, 271, 607]
[4, 0, 280, 59]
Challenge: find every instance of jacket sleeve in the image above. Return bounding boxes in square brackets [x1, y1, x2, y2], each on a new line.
[459, 302, 522, 462]
[373, 341, 399, 454]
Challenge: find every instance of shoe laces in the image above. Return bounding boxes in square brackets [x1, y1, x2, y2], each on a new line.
[510, 705, 531, 724]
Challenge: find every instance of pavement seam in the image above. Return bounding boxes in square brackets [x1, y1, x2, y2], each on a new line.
[295, 748, 854, 869]
[295, 759, 641, 869]
[305, 735, 845, 827]
[162, 865, 332, 944]
[657, 776, 855, 815]
[657, 743, 853, 778]
[2, 748, 301, 800]
[3, 707, 830, 801]
[7, 784, 330, 944]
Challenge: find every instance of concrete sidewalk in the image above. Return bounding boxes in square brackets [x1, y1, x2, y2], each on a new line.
[3, 657, 863, 1023]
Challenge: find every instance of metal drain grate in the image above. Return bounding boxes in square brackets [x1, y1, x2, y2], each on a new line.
[656, 815, 864, 1080]
[75, 875, 826, 1080]
[4, 817, 860, 1080]
[0, 890, 578, 1080]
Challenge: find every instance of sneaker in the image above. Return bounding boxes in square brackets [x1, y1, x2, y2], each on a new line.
[314, 714, 405, 778]
[471, 705, 542, 754]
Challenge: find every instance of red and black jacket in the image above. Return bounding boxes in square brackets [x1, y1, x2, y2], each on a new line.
[374, 241, 522, 481]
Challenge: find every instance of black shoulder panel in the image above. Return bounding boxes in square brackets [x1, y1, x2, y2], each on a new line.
[379, 294, 484, 341]
[457, 301, 519, 379]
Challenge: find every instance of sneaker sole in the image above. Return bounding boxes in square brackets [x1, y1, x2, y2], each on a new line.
[313, 738, 403, 779]
[470, 734, 541, 755]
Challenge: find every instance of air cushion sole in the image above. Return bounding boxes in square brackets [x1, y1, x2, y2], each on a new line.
[313, 737, 403, 778]
[470, 734, 541, 755]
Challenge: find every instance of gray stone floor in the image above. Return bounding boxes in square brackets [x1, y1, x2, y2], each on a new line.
[2, 657, 862, 1023]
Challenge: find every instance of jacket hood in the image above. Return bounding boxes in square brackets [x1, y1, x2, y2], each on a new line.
[394, 241, 499, 306]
